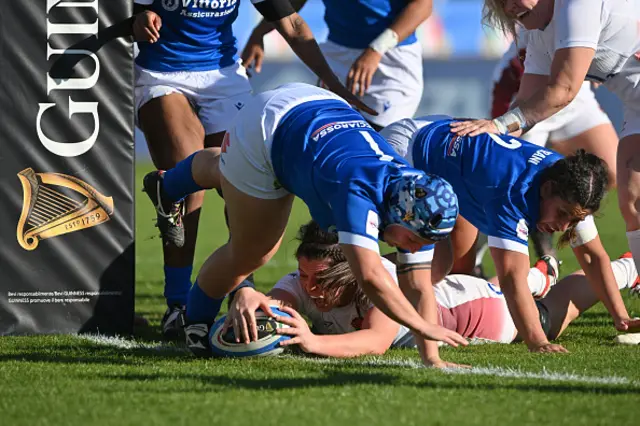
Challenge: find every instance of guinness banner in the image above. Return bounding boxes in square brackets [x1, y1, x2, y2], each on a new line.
[0, 0, 134, 335]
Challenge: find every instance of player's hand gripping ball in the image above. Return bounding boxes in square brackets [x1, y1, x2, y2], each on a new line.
[209, 306, 292, 357]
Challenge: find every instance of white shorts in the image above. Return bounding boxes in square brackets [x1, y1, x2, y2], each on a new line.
[134, 61, 253, 135]
[621, 106, 640, 139]
[319, 40, 423, 127]
[522, 82, 611, 146]
[219, 83, 346, 200]
[434, 275, 517, 343]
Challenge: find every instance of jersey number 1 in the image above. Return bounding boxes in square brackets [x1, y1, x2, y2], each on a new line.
[360, 131, 394, 162]
[488, 133, 522, 150]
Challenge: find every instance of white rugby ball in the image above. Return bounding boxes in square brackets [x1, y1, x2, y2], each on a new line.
[209, 306, 292, 357]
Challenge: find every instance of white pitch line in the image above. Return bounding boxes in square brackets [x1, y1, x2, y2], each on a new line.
[74, 337, 638, 386]
[291, 356, 636, 386]
[78, 334, 189, 354]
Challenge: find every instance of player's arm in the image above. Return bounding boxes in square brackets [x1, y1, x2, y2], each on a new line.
[396, 240, 465, 368]
[571, 231, 634, 331]
[241, 0, 307, 73]
[278, 305, 399, 357]
[340, 243, 467, 348]
[248, 0, 376, 114]
[491, 246, 567, 352]
[347, 0, 432, 96]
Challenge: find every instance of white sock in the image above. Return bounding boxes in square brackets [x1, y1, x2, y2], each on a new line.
[610, 257, 638, 290]
[625, 229, 640, 281]
[527, 268, 547, 297]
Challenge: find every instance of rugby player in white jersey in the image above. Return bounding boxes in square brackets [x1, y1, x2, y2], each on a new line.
[451, 0, 640, 337]
[230, 221, 640, 357]
[241, 0, 432, 130]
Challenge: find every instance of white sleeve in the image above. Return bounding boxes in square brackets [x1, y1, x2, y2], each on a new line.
[272, 272, 306, 310]
[524, 33, 553, 76]
[380, 115, 451, 160]
[554, 0, 603, 50]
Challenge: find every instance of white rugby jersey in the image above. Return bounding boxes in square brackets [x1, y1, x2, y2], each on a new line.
[525, 0, 640, 106]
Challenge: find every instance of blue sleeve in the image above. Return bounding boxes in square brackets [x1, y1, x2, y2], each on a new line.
[485, 199, 530, 255]
[331, 188, 381, 253]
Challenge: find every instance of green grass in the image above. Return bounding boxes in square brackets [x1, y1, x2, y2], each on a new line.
[1, 162, 639, 426]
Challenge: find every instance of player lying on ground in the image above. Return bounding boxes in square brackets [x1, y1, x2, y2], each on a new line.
[232, 220, 639, 357]
[380, 116, 638, 353]
[143, 83, 468, 367]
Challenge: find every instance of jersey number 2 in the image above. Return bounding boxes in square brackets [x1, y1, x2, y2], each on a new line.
[360, 131, 394, 162]
[488, 133, 522, 150]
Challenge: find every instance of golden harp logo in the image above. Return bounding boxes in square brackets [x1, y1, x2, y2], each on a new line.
[16, 168, 114, 251]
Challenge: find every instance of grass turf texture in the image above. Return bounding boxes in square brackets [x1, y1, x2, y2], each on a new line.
[1, 162, 639, 426]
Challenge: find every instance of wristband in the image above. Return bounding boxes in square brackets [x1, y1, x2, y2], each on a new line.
[493, 106, 528, 134]
[369, 28, 399, 55]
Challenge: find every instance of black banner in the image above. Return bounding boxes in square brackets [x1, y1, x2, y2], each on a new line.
[0, 0, 134, 335]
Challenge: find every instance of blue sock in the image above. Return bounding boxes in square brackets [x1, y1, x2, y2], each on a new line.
[186, 280, 224, 324]
[164, 265, 192, 307]
[162, 152, 204, 202]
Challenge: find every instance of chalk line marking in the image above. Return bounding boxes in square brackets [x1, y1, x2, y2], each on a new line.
[289, 356, 636, 386]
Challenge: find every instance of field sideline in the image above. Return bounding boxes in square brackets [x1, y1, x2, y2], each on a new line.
[1, 162, 639, 426]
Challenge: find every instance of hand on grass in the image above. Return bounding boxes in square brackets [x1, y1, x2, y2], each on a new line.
[529, 342, 569, 353]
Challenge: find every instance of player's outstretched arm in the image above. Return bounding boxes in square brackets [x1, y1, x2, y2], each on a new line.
[491, 247, 568, 353]
[397, 244, 470, 369]
[572, 236, 634, 332]
[276, 305, 399, 357]
[340, 243, 468, 349]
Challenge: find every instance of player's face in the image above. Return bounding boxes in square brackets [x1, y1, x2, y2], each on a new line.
[537, 196, 584, 234]
[383, 225, 433, 253]
[504, 0, 552, 30]
[298, 257, 335, 312]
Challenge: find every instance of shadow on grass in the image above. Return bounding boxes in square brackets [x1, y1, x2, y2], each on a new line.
[90, 369, 640, 395]
[95, 370, 398, 389]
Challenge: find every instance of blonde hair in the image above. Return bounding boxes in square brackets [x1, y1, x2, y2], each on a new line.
[483, 0, 518, 41]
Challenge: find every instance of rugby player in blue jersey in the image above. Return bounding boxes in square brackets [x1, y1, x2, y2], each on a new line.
[131, 0, 376, 339]
[381, 116, 637, 353]
[241, 0, 432, 130]
[143, 83, 469, 367]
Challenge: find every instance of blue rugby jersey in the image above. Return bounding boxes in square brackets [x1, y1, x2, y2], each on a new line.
[135, 0, 247, 72]
[270, 99, 419, 252]
[409, 119, 562, 254]
[322, 0, 417, 49]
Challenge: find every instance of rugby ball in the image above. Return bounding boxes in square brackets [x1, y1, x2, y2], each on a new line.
[209, 306, 292, 357]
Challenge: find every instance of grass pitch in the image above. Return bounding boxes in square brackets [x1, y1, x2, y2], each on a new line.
[1, 162, 639, 426]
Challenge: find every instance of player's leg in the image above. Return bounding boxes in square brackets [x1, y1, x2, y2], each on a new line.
[136, 68, 207, 339]
[450, 215, 479, 274]
[617, 109, 640, 278]
[540, 255, 637, 339]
